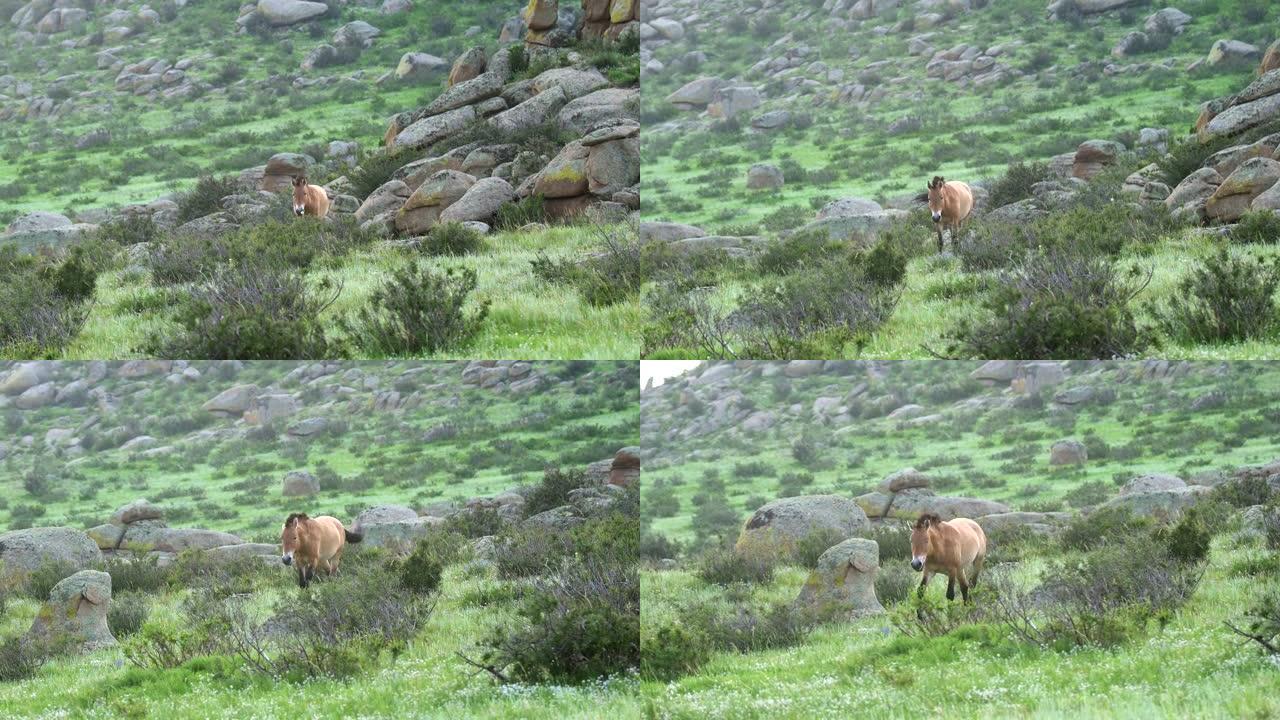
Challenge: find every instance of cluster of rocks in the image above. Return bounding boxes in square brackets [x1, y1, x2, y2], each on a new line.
[922, 41, 1016, 88]
[86, 499, 254, 564]
[112, 56, 200, 99]
[460, 360, 546, 394]
[8, 0, 173, 46]
[363, 42, 638, 235]
[0, 211, 99, 251]
[853, 468, 1012, 525]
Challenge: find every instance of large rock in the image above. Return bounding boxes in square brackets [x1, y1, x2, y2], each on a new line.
[392, 105, 476, 151]
[557, 87, 637, 135]
[640, 221, 705, 244]
[449, 46, 486, 86]
[396, 170, 476, 234]
[747, 163, 784, 190]
[395, 52, 448, 81]
[532, 141, 590, 198]
[333, 20, 380, 48]
[2, 211, 93, 248]
[440, 177, 514, 223]
[976, 511, 1068, 535]
[1050, 439, 1087, 465]
[118, 524, 242, 553]
[0, 362, 52, 395]
[531, 67, 610, 100]
[586, 136, 639, 196]
[878, 468, 930, 493]
[27, 570, 115, 652]
[257, 0, 328, 26]
[881, 490, 1010, 521]
[282, 470, 320, 497]
[666, 77, 723, 107]
[0, 527, 103, 589]
[353, 504, 418, 532]
[796, 197, 904, 246]
[1201, 93, 1280, 142]
[793, 538, 883, 620]
[1165, 167, 1222, 219]
[1143, 7, 1191, 35]
[1119, 473, 1186, 496]
[15, 382, 56, 409]
[202, 384, 260, 416]
[110, 499, 163, 525]
[358, 517, 443, 551]
[735, 495, 869, 563]
[1073, 140, 1126, 180]
[1098, 485, 1211, 521]
[1207, 39, 1260, 67]
[1205, 157, 1280, 222]
[489, 85, 567, 132]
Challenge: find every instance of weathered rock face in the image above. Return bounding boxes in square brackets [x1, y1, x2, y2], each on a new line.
[449, 46, 487, 87]
[796, 197, 905, 246]
[1050, 439, 1087, 465]
[0, 362, 52, 395]
[976, 512, 1069, 535]
[353, 504, 418, 531]
[0, 527, 103, 589]
[1119, 473, 1186, 496]
[27, 570, 115, 652]
[257, 0, 328, 26]
[282, 470, 320, 497]
[111, 499, 164, 525]
[1073, 140, 1125, 180]
[396, 169, 476, 234]
[878, 468, 930, 493]
[747, 163, 784, 190]
[202, 384, 260, 416]
[1098, 484, 1210, 521]
[358, 516, 443, 551]
[735, 495, 870, 562]
[609, 447, 640, 487]
[1204, 157, 1280, 222]
[439, 177, 515, 223]
[793, 538, 883, 620]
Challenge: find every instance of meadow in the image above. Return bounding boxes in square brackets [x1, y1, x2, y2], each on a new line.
[639, 361, 1280, 718]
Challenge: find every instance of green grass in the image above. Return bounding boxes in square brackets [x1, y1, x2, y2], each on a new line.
[642, 361, 1280, 543]
[639, 537, 1280, 719]
[0, 564, 646, 719]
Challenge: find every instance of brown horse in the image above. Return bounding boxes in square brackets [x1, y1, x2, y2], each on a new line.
[280, 513, 362, 588]
[925, 176, 974, 253]
[910, 512, 987, 603]
[291, 175, 331, 218]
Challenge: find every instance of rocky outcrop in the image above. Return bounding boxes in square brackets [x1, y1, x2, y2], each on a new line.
[282, 470, 320, 497]
[855, 470, 1010, 522]
[0, 527, 103, 589]
[793, 538, 883, 620]
[27, 570, 115, 652]
[735, 495, 870, 562]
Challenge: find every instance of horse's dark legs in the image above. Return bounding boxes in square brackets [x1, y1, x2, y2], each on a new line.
[296, 564, 307, 589]
[946, 573, 956, 601]
[958, 575, 970, 604]
[916, 570, 932, 599]
[935, 225, 944, 253]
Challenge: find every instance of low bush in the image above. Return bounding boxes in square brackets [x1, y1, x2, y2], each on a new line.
[1060, 506, 1152, 552]
[494, 525, 574, 579]
[1226, 590, 1280, 658]
[101, 553, 171, 593]
[986, 161, 1048, 209]
[867, 524, 913, 564]
[22, 561, 76, 601]
[525, 467, 586, 516]
[1211, 475, 1275, 508]
[696, 547, 774, 586]
[421, 222, 484, 256]
[343, 264, 488, 356]
[350, 149, 417, 200]
[96, 213, 157, 246]
[107, 592, 150, 639]
[1154, 249, 1280, 344]
[640, 532, 682, 562]
[531, 222, 645, 307]
[947, 250, 1152, 359]
[755, 230, 839, 276]
[0, 637, 46, 682]
[0, 250, 93, 357]
[876, 563, 918, 606]
[641, 617, 713, 680]
[176, 175, 239, 224]
[1230, 210, 1280, 244]
[793, 527, 847, 568]
[494, 194, 548, 230]
[148, 264, 340, 359]
[471, 559, 639, 683]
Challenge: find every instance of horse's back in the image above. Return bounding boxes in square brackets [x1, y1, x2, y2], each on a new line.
[949, 517, 986, 557]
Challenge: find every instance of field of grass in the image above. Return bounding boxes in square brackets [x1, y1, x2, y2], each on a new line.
[54, 223, 641, 361]
[0, 360, 638, 536]
[0, 0, 511, 219]
[639, 536, 1280, 719]
[642, 0, 1271, 229]
[641, 361, 1280, 544]
[0, 562, 645, 720]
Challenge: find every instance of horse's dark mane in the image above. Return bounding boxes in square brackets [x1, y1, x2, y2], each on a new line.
[915, 512, 942, 529]
[284, 512, 309, 526]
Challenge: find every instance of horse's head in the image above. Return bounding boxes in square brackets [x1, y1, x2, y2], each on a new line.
[281, 512, 308, 565]
[291, 175, 308, 216]
[910, 513, 942, 571]
[926, 176, 946, 223]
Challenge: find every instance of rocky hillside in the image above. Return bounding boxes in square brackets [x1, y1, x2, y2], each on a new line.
[0, 0, 639, 239]
[641, 360, 1280, 543]
[640, 0, 1274, 232]
[0, 359, 639, 554]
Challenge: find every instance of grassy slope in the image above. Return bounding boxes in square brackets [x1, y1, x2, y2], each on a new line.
[0, 361, 638, 538]
[0, 0, 508, 215]
[58, 224, 641, 361]
[0, 565, 646, 719]
[640, 538, 1280, 719]
[642, 362, 1280, 543]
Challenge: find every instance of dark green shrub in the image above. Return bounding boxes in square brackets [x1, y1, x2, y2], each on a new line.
[640, 531, 682, 562]
[350, 149, 419, 200]
[987, 161, 1048, 209]
[0, 250, 91, 357]
[1211, 475, 1274, 509]
[422, 222, 484, 256]
[0, 637, 46, 682]
[1226, 590, 1280, 658]
[867, 524, 912, 564]
[1154, 249, 1280, 344]
[641, 617, 712, 680]
[706, 601, 811, 652]
[108, 592, 150, 639]
[696, 547, 774, 586]
[875, 563, 917, 606]
[1060, 506, 1151, 552]
[148, 265, 339, 359]
[176, 175, 239, 224]
[755, 230, 837, 275]
[344, 264, 488, 356]
[860, 240, 908, 287]
[23, 561, 76, 601]
[494, 194, 547, 230]
[472, 559, 638, 683]
[494, 525, 574, 579]
[530, 223, 645, 307]
[97, 214, 157, 246]
[102, 552, 171, 593]
[947, 250, 1151, 359]
[525, 467, 586, 516]
[1157, 507, 1212, 565]
[793, 527, 847, 568]
[443, 507, 505, 538]
[1230, 210, 1280, 244]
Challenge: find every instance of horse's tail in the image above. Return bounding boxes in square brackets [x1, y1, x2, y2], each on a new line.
[345, 528, 363, 544]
